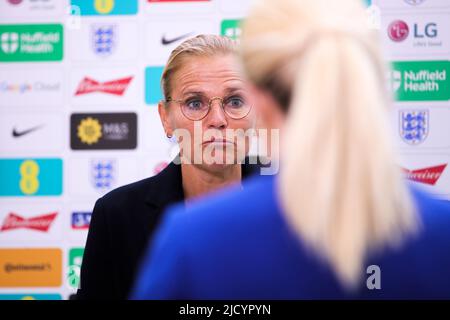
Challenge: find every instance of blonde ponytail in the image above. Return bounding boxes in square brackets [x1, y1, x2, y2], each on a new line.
[241, 0, 419, 288]
[279, 34, 418, 288]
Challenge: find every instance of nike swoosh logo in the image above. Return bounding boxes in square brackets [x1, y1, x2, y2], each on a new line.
[12, 125, 43, 138]
[161, 32, 193, 45]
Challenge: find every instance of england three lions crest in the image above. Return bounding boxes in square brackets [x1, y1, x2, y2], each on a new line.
[90, 159, 116, 190]
[91, 24, 117, 57]
[399, 110, 429, 145]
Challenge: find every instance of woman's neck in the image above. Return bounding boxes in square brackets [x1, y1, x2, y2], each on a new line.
[181, 163, 242, 202]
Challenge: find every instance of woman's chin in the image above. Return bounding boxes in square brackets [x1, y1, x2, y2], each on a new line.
[202, 148, 240, 165]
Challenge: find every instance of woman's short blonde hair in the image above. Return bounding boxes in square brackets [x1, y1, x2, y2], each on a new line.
[161, 34, 238, 101]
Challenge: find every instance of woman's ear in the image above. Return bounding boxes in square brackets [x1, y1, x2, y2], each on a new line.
[158, 101, 173, 138]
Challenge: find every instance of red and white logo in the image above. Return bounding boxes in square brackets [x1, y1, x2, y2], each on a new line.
[74, 76, 133, 96]
[388, 20, 409, 42]
[0, 212, 58, 232]
[403, 164, 447, 185]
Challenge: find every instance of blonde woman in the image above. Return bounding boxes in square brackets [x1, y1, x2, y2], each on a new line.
[131, 0, 450, 299]
[77, 35, 260, 300]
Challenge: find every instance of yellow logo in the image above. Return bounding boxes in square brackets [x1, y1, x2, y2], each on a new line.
[77, 117, 102, 145]
[19, 160, 40, 195]
[94, 0, 115, 14]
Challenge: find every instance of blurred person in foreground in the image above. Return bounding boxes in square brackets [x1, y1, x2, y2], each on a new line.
[131, 0, 450, 299]
[76, 35, 261, 300]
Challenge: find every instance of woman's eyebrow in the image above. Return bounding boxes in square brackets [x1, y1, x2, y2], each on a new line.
[223, 87, 245, 95]
[180, 88, 245, 97]
[181, 90, 205, 97]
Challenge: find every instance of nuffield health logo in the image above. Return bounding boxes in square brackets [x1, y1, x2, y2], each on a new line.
[1, 32, 19, 53]
[0, 24, 63, 62]
[388, 61, 450, 101]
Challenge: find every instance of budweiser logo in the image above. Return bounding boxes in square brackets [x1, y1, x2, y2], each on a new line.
[403, 164, 447, 185]
[74, 76, 133, 96]
[0, 212, 58, 232]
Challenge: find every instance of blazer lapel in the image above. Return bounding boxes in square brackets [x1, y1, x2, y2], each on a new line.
[144, 161, 185, 209]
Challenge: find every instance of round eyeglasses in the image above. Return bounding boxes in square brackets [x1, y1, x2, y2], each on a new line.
[165, 95, 252, 121]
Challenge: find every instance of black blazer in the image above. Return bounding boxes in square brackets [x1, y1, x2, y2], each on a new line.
[76, 159, 262, 299]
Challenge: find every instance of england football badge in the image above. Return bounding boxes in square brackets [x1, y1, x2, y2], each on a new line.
[399, 110, 429, 145]
[91, 24, 117, 57]
[90, 159, 116, 190]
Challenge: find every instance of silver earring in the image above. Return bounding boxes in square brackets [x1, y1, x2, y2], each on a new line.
[167, 133, 172, 139]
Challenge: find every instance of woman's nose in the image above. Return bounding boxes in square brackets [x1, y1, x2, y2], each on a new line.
[205, 101, 228, 129]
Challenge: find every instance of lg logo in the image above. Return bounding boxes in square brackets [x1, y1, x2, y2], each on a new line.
[414, 22, 437, 39]
[388, 20, 437, 42]
[388, 20, 409, 42]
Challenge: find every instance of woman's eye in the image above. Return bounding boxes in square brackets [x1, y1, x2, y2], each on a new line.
[186, 99, 203, 109]
[226, 97, 244, 108]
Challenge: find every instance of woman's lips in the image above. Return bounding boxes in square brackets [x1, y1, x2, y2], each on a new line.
[202, 137, 235, 146]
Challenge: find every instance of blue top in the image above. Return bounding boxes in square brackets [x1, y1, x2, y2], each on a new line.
[131, 175, 450, 299]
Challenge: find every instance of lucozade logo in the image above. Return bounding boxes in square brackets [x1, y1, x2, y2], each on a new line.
[221, 19, 242, 40]
[67, 248, 84, 289]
